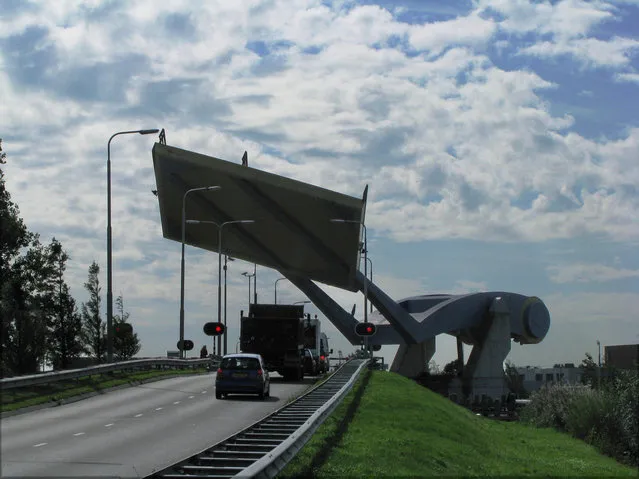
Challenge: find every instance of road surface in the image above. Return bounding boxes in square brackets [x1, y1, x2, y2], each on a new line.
[1, 373, 312, 478]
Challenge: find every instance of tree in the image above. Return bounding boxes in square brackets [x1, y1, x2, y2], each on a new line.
[113, 294, 140, 361]
[443, 358, 463, 377]
[48, 242, 83, 370]
[81, 261, 106, 362]
[0, 139, 33, 376]
[504, 360, 527, 398]
[580, 352, 598, 386]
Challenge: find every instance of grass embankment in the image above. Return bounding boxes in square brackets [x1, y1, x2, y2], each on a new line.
[1, 368, 208, 413]
[279, 371, 637, 478]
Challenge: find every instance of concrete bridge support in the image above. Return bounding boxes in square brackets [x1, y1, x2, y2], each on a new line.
[390, 337, 436, 377]
[449, 297, 512, 401]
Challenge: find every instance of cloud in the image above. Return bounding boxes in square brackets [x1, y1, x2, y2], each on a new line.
[1, 0, 638, 367]
[520, 36, 639, 68]
[616, 72, 639, 83]
[547, 263, 639, 283]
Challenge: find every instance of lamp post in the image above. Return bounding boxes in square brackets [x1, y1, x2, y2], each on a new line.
[596, 340, 601, 389]
[224, 255, 234, 355]
[331, 218, 368, 355]
[253, 263, 257, 304]
[107, 128, 159, 363]
[274, 277, 287, 304]
[179, 186, 220, 359]
[187, 219, 254, 357]
[242, 272, 255, 306]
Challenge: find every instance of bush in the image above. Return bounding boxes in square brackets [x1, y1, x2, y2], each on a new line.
[522, 372, 638, 468]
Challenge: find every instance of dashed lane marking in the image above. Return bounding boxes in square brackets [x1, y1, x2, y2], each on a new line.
[155, 407, 163, 411]
[33, 443, 47, 447]
[135, 414, 143, 417]
[73, 432, 85, 436]
[173, 401, 180, 405]
[105, 424, 114, 427]
[188, 396, 195, 399]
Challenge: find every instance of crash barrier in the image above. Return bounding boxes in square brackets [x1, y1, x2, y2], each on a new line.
[0, 358, 217, 391]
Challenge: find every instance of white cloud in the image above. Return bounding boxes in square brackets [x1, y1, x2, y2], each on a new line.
[521, 36, 639, 68]
[547, 263, 639, 283]
[1, 0, 637, 367]
[616, 72, 639, 83]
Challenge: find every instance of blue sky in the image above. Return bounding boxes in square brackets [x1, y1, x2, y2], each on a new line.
[1, 0, 638, 368]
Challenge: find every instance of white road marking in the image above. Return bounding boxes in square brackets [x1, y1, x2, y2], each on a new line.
[155, 407, 163, 411]
[73, 432, 85, 436]
[173, 401, 180, 405]
[201, 390, 207, 394]
[104, 424, 114, 427]
[188, 395, 195, 399]
[135, 413, 143, 417]
[33, 443, 47, 447]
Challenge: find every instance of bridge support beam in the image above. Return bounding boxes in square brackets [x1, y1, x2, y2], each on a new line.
[390, 337, 436, 377]
[449, 297, 512, 401]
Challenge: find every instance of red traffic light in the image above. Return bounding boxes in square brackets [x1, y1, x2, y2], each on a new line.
[203, 322, 226, 336]
[355, 322, 377, 336]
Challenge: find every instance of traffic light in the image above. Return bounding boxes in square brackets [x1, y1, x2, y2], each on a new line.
[114, 323, 133, 337]
[203, 322, 225, 336]
[177, 339, 194, 351]
[354, 322, 376, 336]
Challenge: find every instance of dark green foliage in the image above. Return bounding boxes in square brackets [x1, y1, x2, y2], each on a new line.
[442, 358, 463, 376]
[522, 369, 639, 467]
[81, 261, 106, 362]
[48, 244, 84, 369]
[504, 360, 528, 398]
[113, 295, 141, 361]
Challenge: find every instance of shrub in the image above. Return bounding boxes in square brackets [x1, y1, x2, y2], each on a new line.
[522, 372, 638, 468]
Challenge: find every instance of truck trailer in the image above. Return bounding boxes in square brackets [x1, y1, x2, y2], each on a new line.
[240, 304, 306, 381]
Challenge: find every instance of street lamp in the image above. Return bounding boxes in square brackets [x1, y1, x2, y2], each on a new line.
[179, 186, 220, 359]
[242, 271, 255, 306]
[331, 218, 369, 355]
[106, 128, 159, 363]
[224, 255, 234, 355]
[274, 277, 287, 304]
[596, 340, 602, 389]
[187, 219, 255, 356]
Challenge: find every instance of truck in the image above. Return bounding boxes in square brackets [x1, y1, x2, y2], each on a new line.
[302, 315, 332, 374]
[240, 303, 306, 381]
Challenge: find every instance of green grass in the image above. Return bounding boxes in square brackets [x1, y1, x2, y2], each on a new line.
[1, 368, 208, 413]
[279, 371, 638, 478]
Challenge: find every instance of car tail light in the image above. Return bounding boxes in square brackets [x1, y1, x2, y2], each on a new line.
[217, 368, 223, 379]
[257, 369, 263, 376]
[320, 355, 325, 361]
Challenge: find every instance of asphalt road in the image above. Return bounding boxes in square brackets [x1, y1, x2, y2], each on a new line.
[1, 373, 313, 478]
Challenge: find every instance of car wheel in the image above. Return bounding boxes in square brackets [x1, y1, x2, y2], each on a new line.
[216, 391, 222, 399]
[258, 391, 265, 401]
[265, 385, 270, 398]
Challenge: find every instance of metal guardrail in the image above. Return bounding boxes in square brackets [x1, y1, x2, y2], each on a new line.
[0, 358, 216, 390]
[146, 358, 369, 479]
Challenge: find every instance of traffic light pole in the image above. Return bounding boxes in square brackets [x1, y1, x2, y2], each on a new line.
[362, 223, 370, 358]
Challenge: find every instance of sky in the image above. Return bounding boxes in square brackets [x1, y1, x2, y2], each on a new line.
[1, 0, 638, 370]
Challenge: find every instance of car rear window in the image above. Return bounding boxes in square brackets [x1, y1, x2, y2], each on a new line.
[221, 357, 260, 370]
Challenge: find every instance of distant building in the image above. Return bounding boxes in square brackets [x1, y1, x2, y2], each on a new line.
[515, 364, 583, 392]
[605, 344, 639, 370]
